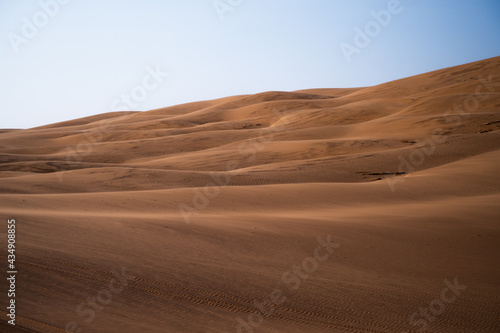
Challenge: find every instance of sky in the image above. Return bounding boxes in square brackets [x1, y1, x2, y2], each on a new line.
[1, 0, 500, 129]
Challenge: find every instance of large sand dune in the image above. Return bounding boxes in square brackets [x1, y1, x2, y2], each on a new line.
[1, 57, 499, 332]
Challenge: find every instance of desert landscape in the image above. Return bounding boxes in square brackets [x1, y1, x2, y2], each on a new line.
[0, 56, 499, 332]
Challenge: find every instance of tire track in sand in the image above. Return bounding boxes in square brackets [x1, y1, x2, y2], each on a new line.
[18, 256, 396, 332]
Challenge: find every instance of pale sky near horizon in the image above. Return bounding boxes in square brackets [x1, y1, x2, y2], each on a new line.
[1, 0, 500, 129]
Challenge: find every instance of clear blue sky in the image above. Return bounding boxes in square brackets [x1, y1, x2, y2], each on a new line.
[1, 0, 499, 129]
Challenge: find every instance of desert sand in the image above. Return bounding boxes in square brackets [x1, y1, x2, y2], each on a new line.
[0, 56, 499, 332]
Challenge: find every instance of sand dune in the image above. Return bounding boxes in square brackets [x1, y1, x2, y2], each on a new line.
[1, 57, 499, 332]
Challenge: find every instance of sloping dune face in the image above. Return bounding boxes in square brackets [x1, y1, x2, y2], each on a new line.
[1, 57, 499, 333]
